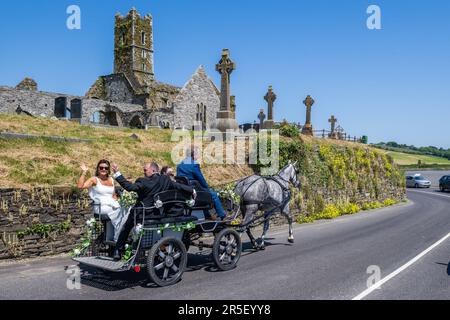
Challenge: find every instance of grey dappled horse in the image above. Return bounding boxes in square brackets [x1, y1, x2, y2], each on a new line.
[234, 162, 300, 250]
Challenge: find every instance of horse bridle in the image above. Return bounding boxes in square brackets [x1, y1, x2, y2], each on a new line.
[277, 164, 300, 188]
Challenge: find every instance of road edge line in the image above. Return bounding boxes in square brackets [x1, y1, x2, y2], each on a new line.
[352, 231, 450, 300]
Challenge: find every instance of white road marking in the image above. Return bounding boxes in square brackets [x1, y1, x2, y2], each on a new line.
[352, 231, 450, 300]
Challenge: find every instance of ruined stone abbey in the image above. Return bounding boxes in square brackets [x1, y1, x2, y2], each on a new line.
[0, 8, 221, 130]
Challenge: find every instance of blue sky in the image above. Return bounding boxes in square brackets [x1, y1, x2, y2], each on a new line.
[0, 0, 449, 148]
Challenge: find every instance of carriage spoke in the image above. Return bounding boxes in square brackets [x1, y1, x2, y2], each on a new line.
[163, 267, 169, 280]
[168, 244, 174, 255]
[172, 251, 181, 261]
[158, 251, 166, 260]
[171, 265, 179, 273]
[155, 262, 165, 271]
[219, 252, 227, 262]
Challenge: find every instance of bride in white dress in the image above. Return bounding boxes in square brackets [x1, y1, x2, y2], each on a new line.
[77, 160, 129, 242]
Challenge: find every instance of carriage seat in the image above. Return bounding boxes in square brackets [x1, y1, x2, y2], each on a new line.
[149, 189, 213, 214]
[150, 189, 193, 219]
[190, 191, 213, 211]
[175, 177, 203, 192]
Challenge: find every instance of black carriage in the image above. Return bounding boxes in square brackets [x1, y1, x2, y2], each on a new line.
[72, 182, 242, 287]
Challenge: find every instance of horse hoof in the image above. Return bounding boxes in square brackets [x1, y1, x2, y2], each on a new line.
[259, 245, 266, 251]
[288, 238, 295, 244]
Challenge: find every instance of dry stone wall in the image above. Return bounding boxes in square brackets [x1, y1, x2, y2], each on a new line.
[0, 187, 92, 261]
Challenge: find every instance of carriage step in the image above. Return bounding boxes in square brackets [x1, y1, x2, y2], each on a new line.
[73, 256, 130, 272]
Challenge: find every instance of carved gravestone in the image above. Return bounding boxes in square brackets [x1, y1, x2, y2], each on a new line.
[54, 97, 67, 118]
[263, 86, 277, 129]
[328, 115, 338, 139]
[213, 49, 239, 133]
[301, 95, 315, 136]
[258, 109, 266, 129]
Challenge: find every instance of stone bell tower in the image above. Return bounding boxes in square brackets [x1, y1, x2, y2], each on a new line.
[114, 7, 154, 86]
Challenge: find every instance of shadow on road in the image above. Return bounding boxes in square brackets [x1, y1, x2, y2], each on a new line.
[435, 262, 450, 276]
[77, 239, 292, 292]
[79, 266, 149, 291]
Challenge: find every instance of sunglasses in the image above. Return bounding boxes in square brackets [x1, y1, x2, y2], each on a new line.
[99, 166, 110, 171]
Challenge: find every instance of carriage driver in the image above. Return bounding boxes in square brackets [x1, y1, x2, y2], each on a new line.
[177, 145, 227, 221]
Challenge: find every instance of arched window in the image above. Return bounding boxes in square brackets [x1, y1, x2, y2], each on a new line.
[202, 105, 207, 130]
[120, 32, 126, 46]
[196, 104, 201, 121]
[141, 32, 146, 45]
[129, 116, 144, 129]
[195, 104, 207, 130]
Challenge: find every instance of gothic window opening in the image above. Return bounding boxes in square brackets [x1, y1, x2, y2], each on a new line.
[141, 32, 146, 45]
[121, 32, 126, 46]
[196, 103, 207, 130]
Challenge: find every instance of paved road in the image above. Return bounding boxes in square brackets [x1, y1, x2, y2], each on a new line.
[0, 189, 449, 300]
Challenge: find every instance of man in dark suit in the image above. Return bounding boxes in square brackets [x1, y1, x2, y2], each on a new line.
[111, 162, 196, 260]
[177, 146, 226, 221]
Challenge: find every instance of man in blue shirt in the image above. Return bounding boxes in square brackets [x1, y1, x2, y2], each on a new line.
[177, 146, 226, 221]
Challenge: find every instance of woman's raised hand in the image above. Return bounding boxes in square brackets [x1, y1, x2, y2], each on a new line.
[112, 163, 119, 174]
[80, 164, 89, 174]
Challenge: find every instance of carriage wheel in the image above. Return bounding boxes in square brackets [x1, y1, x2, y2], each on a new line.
[213, 229, 242, 271]
[147, 237, 187, 287]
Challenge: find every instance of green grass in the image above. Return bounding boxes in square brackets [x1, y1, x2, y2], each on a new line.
[381, 150, 450, 166]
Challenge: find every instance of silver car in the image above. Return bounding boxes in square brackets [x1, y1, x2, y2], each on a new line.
[406, 175, 431, 188]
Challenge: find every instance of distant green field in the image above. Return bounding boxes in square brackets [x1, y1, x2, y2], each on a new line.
[381, 150, 450, 166]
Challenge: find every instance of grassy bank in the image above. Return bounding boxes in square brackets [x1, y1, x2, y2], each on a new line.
[277, 135, 406, 220]
[0, 114, 254, 188]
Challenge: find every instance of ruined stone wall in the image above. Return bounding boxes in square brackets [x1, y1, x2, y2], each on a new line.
[103, 74, 135, 104]
[80, 99, 144, 125]
[0, 86, 145, 127]
[173, 67, 220, 130]
[16, 78, 38, 91]
[0, 86, 78, 118]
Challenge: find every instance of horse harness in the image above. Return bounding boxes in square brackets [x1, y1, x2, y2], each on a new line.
[240, 174, 292, 210]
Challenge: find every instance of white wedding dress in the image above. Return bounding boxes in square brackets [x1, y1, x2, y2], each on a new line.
[89, 177, 130, 242]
